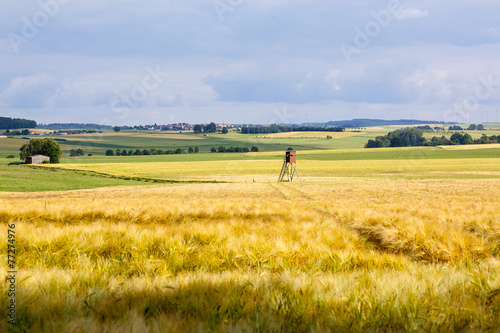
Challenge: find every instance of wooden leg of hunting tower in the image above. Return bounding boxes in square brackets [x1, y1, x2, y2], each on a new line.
[278, 160, 288, 182]
[291, 163, 300, 181]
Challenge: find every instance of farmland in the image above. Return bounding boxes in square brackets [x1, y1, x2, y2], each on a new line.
[1, 126, 500, 331]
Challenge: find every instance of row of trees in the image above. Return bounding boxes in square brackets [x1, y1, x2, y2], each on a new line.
[365, 128, 500, 148]
[4, 129, 31, 136]
[0, 117, 37, 130]
[240, 125, 345, 134]
[193, 122, 217, 134]
[37, 123, 111, 130]
[210, 146, 259, 153]
[449, 124, 485, 131]
[19, 139, 62, 163]
[69, 149, 85, 157]
[105, 147, 200, 156]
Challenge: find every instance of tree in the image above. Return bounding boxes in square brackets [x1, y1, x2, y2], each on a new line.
[105, 150, 114, 156]
[222, 127, 229, 134]
[210, 147, 217, 153]
[194, 146, 199, 153]
[188, 147, 194, 153]
[193, 125, 203, 134]
[19, 138, 63, 163]
[251, 146, 259, 152]
[113, 126, 121, 132]
[204, 122, 217, 133]
[477, 124, 485, 130]
[467, 124, 477, 130]
[121, 150, 128, 156]
[70, 149, 84, 157]
[389, 137, 404, 147]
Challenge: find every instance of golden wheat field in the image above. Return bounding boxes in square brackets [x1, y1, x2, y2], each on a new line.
[1, 164, 500, 332]
[45, 157, 500, 182]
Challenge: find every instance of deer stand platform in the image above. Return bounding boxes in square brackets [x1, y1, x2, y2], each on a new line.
[278, 151, 300, 182]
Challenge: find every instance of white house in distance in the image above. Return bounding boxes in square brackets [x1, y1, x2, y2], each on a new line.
[26, 155, 50, 164]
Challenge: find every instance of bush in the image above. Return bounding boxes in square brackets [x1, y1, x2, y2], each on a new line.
[251, 146, 259, 152]
[88, 154, 93, 156]
[6, 155, 15, 158]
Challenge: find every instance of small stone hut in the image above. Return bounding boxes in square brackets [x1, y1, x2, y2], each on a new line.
[26, 155, 50, 164]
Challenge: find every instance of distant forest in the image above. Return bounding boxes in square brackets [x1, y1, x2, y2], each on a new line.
[241, 125, 345, 134]
[0, 116, 37, 130]
[38, 123, 113, 130]
[366, 128, 500, 148]
[324, 119, 447, 128]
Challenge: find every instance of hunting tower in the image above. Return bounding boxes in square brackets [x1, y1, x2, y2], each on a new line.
[278, 151, 300, 182]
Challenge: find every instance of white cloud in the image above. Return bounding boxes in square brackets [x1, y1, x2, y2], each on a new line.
[394, 8, 429, 21]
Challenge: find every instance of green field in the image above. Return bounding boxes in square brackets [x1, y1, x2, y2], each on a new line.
[1, 126, 500, 192]
[0, 164, 153, 192]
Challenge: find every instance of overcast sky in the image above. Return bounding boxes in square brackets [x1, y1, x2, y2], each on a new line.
[1, 0, 499, 125]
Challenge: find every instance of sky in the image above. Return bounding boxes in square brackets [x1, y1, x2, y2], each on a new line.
[0, 0, 499, 125]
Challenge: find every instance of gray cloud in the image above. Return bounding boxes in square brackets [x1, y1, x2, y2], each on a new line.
[1, 0, 499, 124]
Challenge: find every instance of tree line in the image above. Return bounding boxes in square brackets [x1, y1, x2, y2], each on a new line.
[240, 125, 345, 134]
[4, 129, 31, 136]
[193, 122, 217, 134]
[449, 124, 485, 131]
[365, 128, 500, 148]
[209, 146, 259, 153]
[37, 123, 112, 130]
[0, 117, 37, 130]
[105, 147, 200, 156]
